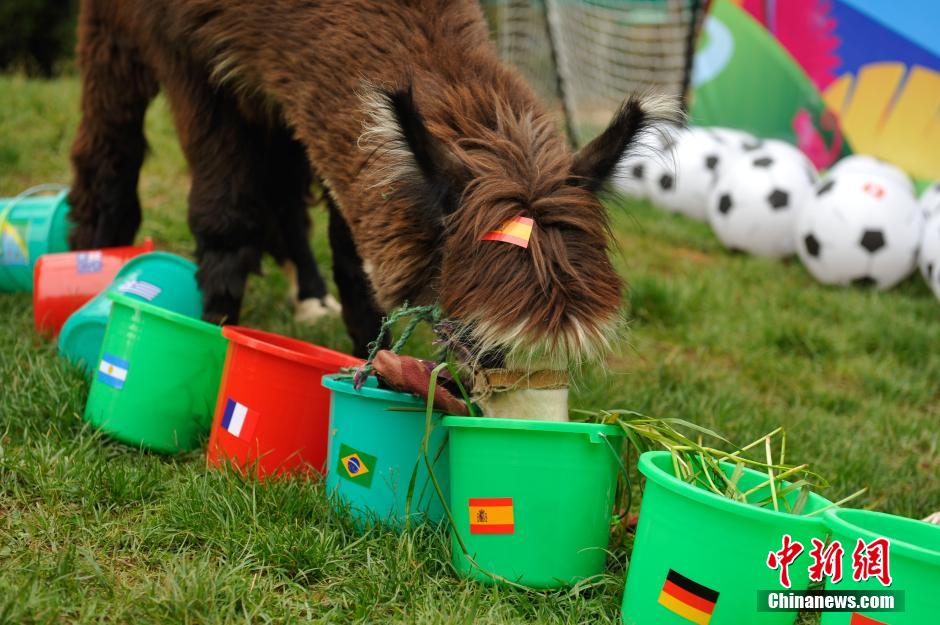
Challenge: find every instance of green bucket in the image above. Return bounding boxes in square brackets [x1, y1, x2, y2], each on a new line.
[820, 509, 940, 624]
[83, 291, 227, 454]
[58, 252, 202, 376]
[443, 416, 624, 589]
[0, 185, 70, 292]
[621, 451, 834, 625]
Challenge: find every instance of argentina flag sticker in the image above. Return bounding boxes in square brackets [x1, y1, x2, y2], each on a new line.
[97, 353, 129, 390]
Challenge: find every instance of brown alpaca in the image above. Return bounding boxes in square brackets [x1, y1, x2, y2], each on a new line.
[69, 0, 676, 372]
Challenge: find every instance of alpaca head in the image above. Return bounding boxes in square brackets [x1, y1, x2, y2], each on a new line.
[358, 82, 679, 371]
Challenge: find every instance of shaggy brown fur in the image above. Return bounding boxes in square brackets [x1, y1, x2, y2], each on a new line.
[70, 0, 676, 363]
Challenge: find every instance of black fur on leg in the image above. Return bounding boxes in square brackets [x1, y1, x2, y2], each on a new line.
[68, 5, 157, 250]
[327, 199, 387, 357]
[265, 129, 329, 303]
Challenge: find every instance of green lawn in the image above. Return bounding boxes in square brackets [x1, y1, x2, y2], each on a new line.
[1, 74, 938, 624]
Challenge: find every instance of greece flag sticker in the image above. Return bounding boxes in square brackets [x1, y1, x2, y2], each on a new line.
[118, 279, 162, 301]
[97, 353, 129, 390]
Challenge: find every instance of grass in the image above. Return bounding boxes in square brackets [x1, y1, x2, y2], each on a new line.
[1, 74, 938, 624]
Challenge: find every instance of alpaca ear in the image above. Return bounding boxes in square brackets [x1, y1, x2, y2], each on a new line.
[381, 85, 466, 218]
[571, 93, 681, 193]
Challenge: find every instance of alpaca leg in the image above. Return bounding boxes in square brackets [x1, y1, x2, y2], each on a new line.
[68, 2, 158, 249]
[163, 74, 270, 325]
[264, 129, 340, 323]
[327, 200, 385, 358]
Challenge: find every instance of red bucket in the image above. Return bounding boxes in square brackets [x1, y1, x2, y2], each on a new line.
[33, 239, 154, 337]
[207, 326, 363, 478]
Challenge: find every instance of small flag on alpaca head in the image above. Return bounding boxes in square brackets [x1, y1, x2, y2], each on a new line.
[481, 216, 534, 248]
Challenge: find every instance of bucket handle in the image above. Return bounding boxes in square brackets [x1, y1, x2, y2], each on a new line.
[597, 431, 634, 529]
[0, 183, 70, 238]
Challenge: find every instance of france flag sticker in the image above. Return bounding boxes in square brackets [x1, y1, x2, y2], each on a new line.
[97, 353, 129, 390]
[220, 398, 259, 440]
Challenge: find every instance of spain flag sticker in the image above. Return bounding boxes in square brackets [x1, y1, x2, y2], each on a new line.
[336, 443, 376, 488]
[481, 216, 534, 249]
[658, 569, 719, 625]
[850, 614, 888, 625]
[468, 497, 514, 534]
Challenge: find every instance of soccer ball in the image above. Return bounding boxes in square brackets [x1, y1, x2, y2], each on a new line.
[828, 155, 913, 193]
[613, 154, 650, 198]
[706, 150, 816, 257]
[919, 181, 940, 219]
[705, 126, 762, 153]
[754, 139, 817, 179]
[613, 124, 682, 199]
[796, 171, 924, 289]
[918, 213, 940, 301]
[652, 127, 728, 220]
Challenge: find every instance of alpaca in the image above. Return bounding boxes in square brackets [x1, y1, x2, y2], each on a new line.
[69, 0, 675, 416]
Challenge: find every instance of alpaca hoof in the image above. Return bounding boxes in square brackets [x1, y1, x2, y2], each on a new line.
[282, 261, 299, 301]
[294, 294, 342, 324]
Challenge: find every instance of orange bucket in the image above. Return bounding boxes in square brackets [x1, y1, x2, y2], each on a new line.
[207, 327, 362, 478]
[32, 239, 154, 337]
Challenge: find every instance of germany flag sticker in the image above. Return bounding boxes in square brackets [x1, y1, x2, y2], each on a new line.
[850, 614, 888, 625]
[658, 569, 719, 625]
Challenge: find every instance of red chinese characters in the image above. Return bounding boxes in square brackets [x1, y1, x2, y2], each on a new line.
[767, 534, 805, 588]
[851, 537, 893, 587]
[766, 536, 893, 588]
[808, 537, 844, 584]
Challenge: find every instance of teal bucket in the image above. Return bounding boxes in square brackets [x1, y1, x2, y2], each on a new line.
[820, 508, 940, 625]
[322, 374, 449, 527]
[58, 252, 202, 375]
[0, 185, 70, 292]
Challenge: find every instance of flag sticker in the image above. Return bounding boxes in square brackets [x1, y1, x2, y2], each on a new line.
[220, 398, 260, 440]
[336, 443, 376, 487]
[481, 215, 534, 248]
[468, 497, 515, 534]
[850, 614, 888, 625]
[97, 353, 129, 390]
[118, 279, 162, 301]
[76, 251, 103, 273]
[0, 222, 29, 266]
[658, 569, 719, 625]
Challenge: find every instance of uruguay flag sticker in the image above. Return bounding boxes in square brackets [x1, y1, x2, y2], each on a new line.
[97, 353, 129, 390]
[220, 398, 259, 440]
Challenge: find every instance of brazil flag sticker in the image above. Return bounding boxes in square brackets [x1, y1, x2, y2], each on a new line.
[337, 443, 376, 488]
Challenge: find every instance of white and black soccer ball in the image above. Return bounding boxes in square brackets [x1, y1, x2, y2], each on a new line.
[652, 127, 727, 220]
[705, 126, 763, 153]
[706, 150, 816, 257]
[613, 124, 682, 200]
[918, 212, 940, 301]
[919, 181, 940, 219]
[796, 172, 924, 289]
[613, 155, 650, 199]
[828, 155, 913, 193]
[705, 130, 817, 179]
[754, 139, 818, 179]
